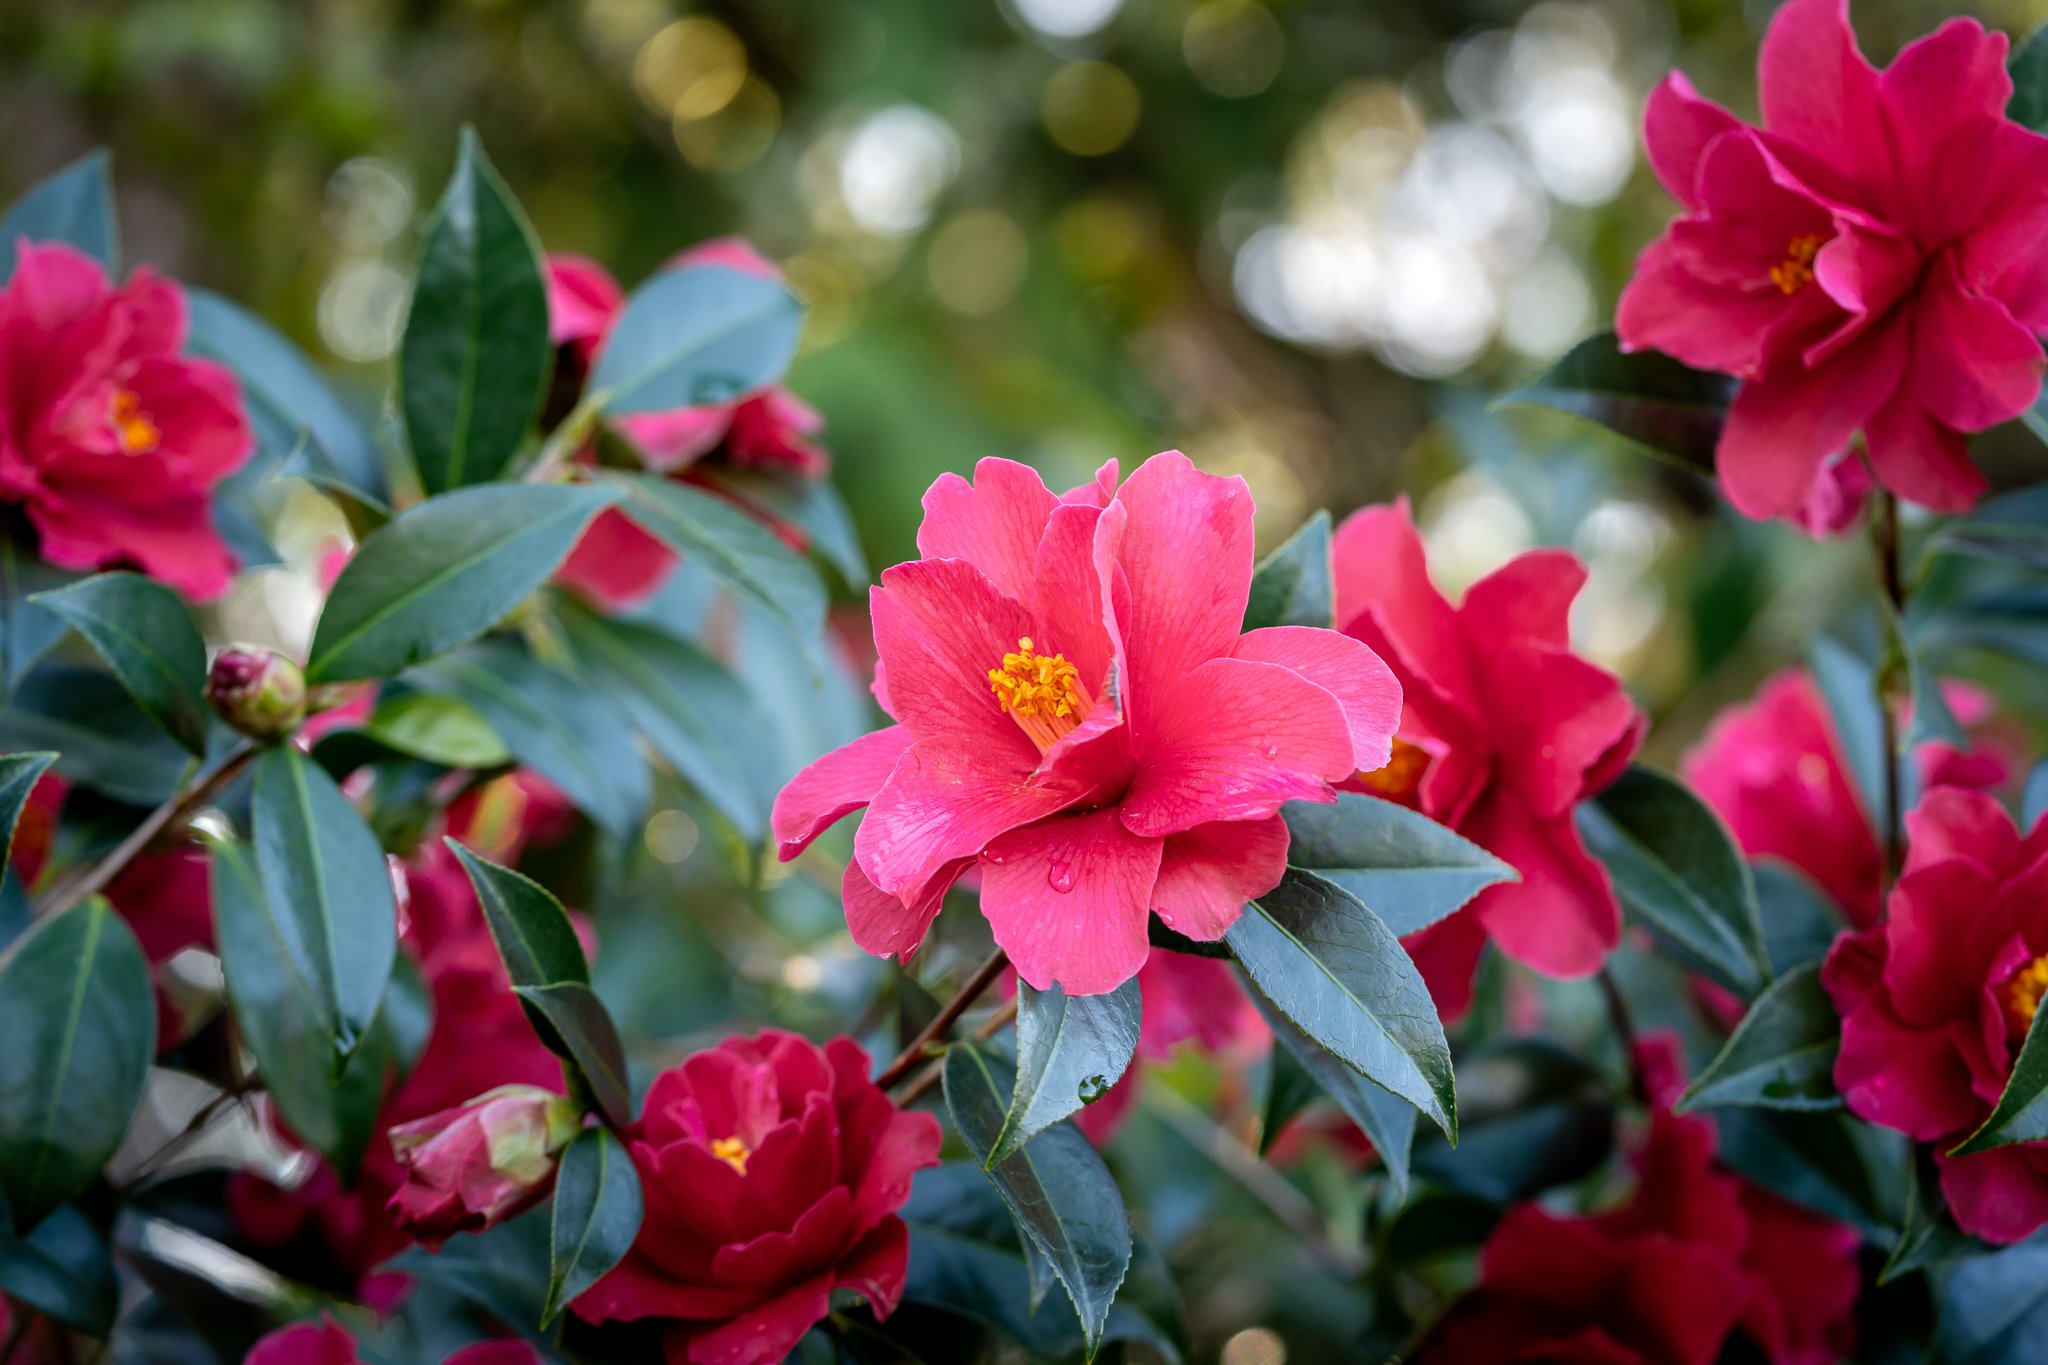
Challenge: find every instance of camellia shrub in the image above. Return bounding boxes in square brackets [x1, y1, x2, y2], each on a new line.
[5, 1, 2048, 1361]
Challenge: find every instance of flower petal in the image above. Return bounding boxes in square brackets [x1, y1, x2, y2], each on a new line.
[842, 854, 969, 964]
[1150, 815, 1288, 941]
[869, 557, 1040, 758]
[915, 457, 1059, 602]
[980, 808, 1162, 995]
[772, 725, 913, 861]
[1463, 792, 1620, 978]
[1643, 72, 1742, 211]
[1233, 627, 1401, 774]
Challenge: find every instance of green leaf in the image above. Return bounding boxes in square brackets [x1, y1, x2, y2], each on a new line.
[391, 1205, 556, 1350]
[1714, 1107, 1903, 1240]
[1503, 330, 1733, 471]
[250, 743, 397, 1067]
[590, 265, 804, 415]
[365, 691, 509, 768]
[307, 482, 622, 683]
[1242, 511, 1333, 630]
[1281, 793, 1517, 938]
[1577, 764, 1769, 997]
[1680, 962, 1840, 1112]
[401, 129, 550, 492]
[449, 840, 589, 990]
[991, 978, 1142, 1166]
[1258, 1034, 1321, 1157]
[544, 1125, 643, 1324]
[698, 469, 870, 588]
[0, 1205, 118, 1334]
[1881, 1151, 1976, 1285]
[514, 982, 633, 1130]
[410, 642, 650, 837]
[1808, 636, 1889, 843]
[943, 1045, 1132, 1359]
[1753, 862, 1846, 976]
[1225, 868, 1457, 1140]
[0, 528, 79, 696]
[0, 753, 56, 869]
[0, 152, 117, 282]
[1409, 1039, 1613, 1205]
[1951, 999, 2048, 1155]
[0, 899, 153, 1227]
[32, 573, 210, 753]
[2011, 21, 2048, 136]
[612, 475, 826, 657]
[1935, 1234, 2048, 1365]
[2024, 758, 2048, 829]
[557, 603, 776, 841]
[0, 668, 187, 805]
[1250, 986, 1416, 1198]
[1927, 485, 2048, 575]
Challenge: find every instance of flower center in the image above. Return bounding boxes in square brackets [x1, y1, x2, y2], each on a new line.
[2005, 953, 2048, 1037]
[110, 388, 160, 455]
[988, 637, 1092, 753]
[1769, 234, 1827, 296]
[710, 1135, 751, 1175]
[1357, 736, 1430, 804]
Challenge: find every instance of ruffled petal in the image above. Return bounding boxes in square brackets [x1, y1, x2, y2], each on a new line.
[1150, 815, 1289, 941]
[980, 808, 1162, 995]
[772, 725, 912, 860]
[915, 457, 1059, 602]
[1232, 626, 1400, 774]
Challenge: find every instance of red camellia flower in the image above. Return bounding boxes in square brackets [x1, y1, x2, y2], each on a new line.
[0, 240, 254, 598]
[1616, 0, 2048, 524]
[545, 240, 830, 609]
[573, 1029, 942, 1365]
[1823, 787, 2048, 1243]
[1330, 499, 1643, 1018]
[772, 452, 1402, 995]
[1683, 668, 2016, 926]
[243, 1314, 539, 1365]
[386, 1084, 581, 1249]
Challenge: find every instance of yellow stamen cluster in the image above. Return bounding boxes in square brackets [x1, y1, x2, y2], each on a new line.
[111, 388, 160, 455]
[988, 637, 1090, 753]
[1769, 234, 1827, 296]
[2006, 953, 2048, 1036]
[711, 1135, 751, 1175]
[1357, 736, 1430, 803]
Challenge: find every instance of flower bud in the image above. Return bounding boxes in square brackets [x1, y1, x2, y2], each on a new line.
[206, 646, 308, 739]
[387, 1085, 580, 1250]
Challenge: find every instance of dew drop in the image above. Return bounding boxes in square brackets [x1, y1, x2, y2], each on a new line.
[1078, 1074, 1110, 1103]
[985, 851, 1008, 865]
[1047, 859, 1076, 893]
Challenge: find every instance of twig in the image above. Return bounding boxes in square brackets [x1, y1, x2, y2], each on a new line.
[524, 393, 604, 485]
[894, 996, 1019, 1107]
[1873, 490, 1906, 884]
[876, 948, 1008, 1090]
[1597, 967, 1649, 1107]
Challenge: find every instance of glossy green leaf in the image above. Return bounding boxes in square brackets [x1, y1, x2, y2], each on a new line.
[0, 899, 153, 1227]
[699, 469, 870, 588]
[1226, 868, 1456, 1140]
[1681, 962, 1840, 1113]
[1881, 1151, 1976, 1286]
[0, 531, 79, 696]
[544, 1126, 643, 1324]
[32, 573, 209, 753]
[1242, 510, 1333, 630]
[1503, 329, 1733, 471]
[401, 129, 550, 492]
[1251, 986, 1416, 1198]
[1952, 997, 2048, 1155]
[391, 1205, 556, 1350]
[0, 1205, 117, 1334]
[514, 982, 633, 1130]
[0, 668, 186, 805]
[1714, 1107, 1903, 1240]
[1935, 1234, 2048, 1364]
[0, 152, 117, 282]
[2011, 22, 2048, 137]
[449, 840, 589, 990]
[590, 265, 804, 415]
[365, 691, 509, 768]
[1578, 764, 1768, 997]
[1928, 485, 2048, 575]
[250, 743, 397, 1067]
[1753, 862, 1846, 977]
[1808, 636, 1889, 845]
[991, 978, 1142, 1166]
[2024, 758, 2048, 829]
[307, 482, 622, 683]
[0, 753, 56, 869]
[1257, 1037, 1321, 1155]
[1281, 792, 1517, 938]
[1409, 1039, 1613, 1205]
[944, 1045, 1132, 1359]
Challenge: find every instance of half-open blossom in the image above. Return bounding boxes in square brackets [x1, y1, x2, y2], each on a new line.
[386, 1084, 581, 1249]
[1616, 0, 2048, 524]
[0, 240, 254, 598]
[1331, 499, 1642, 1017]
[1823, 787, 2048, 1243]
[206, 644, 309, 738]
[773, 452, 1402, 996]
[574, 1030, 941, 1365]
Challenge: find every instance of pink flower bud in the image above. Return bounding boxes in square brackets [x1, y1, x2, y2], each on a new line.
[387, 1085, 580, 1250]
[206, 646, 308, 738]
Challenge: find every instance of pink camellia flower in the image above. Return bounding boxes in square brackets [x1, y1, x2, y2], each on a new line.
[1683, 668, 2016, 927]
[574, 1029, 942, 1365]
[772, 452, 1402, 996]
[1616, 0, 2048, 524]
[243, 1315, 540, 1365]
[0, 240, 254, 599]
[546, 240, 830, 609]
[1329, 499, 1643, 1018]
[1823, 787, 2048, 1243]
[386, 1084, 581, 1250]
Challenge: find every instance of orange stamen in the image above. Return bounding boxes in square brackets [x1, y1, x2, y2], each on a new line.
[988, 637, 1092, 753]
[1769, 234, 1827, 296]
[110, 388, 160, 455]
[2005, 953, 2048, 1037]
[710, 1135, 750, 1175]
[1357, 736, 1430, 804]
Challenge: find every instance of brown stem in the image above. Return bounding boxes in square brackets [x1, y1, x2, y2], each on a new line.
[1873, 490, 1906, 884]
[876, 948, 1008, 1090]
[1598, 967, 1649, 1107]
[894, 996, 1020, 1107]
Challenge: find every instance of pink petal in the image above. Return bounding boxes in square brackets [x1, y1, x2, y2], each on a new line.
[1029, 499, 1126, 706]
[842, 855, 965, 965]
[1876, 18, 2010, 249]
[1479, 647, 1639, 822]
[1642, 72, 1742, 210]
[1615, 235, 1788, 378]
[555, 506, 677, 610]
[1463, 792, 1619, 978]
[853, 735, 1082, 897]
[543, 253, 623, 348]
[1233, 626, 1400, 774]
[1756, 0, 1886, 206]
[915, 457, 1059, 602]
[1151, 815, 1289, 940]
[1331, 500, 1481, 731]
[677, 1272, 835, 1365]
[834, 1218, 912, 1318]
[1863, 386, 1988, 514]
[615, 406, 733, 471]
[868, 558, 1040, 758]
[1964, 125, 2048, 330]
[1461, 549, 1581, 652]
[1911, 255, 2044, 433]
[1405, 908, 1490, 1024]
[1832, 994, 1981, 1141]
[1937, 1143, 2048, 1245]
[772, 725, 913, 860]
[980, 808, 1162, 995]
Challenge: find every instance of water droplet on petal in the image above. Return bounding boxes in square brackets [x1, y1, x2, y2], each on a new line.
[1047, 860, 1075, 893]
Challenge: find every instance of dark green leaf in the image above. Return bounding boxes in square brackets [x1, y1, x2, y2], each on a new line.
[1713, 1107, 1903, 1240]
[1250, 986, 1416, 1198]
[1935, 1234, 2048, 1365]
[1226, 869, 1456, 1140]
[1951, 998, 2048, 1155]
[307, 482, 622, 683]
[1410, 1039, 1612, 1205]
[1809, 636, 1889, 845]
[1753, 863, 1845, 977]
[0, 1205, 117, 1334]
[1928, 486, 2048, 575]
[1281, 793, 1516, 938]
[1503, 330, 1733, 471]
[449, 840, 589, 989]
[401, 129, 550, 492]
[0, 669, 187, 805]
[0, 753, 57, 869]
[0, 152, 117, 281]
[699, 469, 870, 588]
[514, 983, 633, 1130]
[544, 1126, 643, 1324]
[1148, 920, 1233, 959]
[1577, 764, 1768, 996]
[1242, 511, 1333, 630]
[1257, 1031, 1322, 1156]
[991, 978, 1141, 1166]
[1881, 1151, 1976, 1285]
[1681, 962, 1840, 1112]
[277, 429, 391, 523]
[2011, 22, 2048, 138]
[250, 743, 397, 1066]
[0, 532, 79, 696]
[365, 691, 509, 768]
[392, 1204, 556, 1349]
[590, 265, 804, 415]
[0, 899, 153, 1226]
[944, 1045, 1132, 1358]
[32, 573, 210, 753]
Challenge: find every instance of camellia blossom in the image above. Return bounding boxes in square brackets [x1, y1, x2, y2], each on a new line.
[386, 1084, 582, 1249]
[1330, 499, 1643, 1017]
[772, 452, 1402, 996]
[0, 240, 254, 598]
[573, 1030, 942, 1365]
[1823, 788, 2048, 1244]
[1616, 0, 2048, 524]
[243, 1315, 538, 1365]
